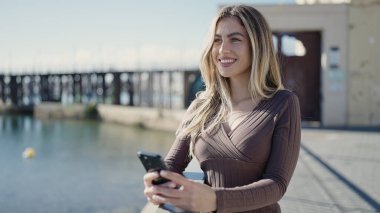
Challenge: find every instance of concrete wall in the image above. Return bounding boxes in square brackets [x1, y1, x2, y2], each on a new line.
[34, 103, 185, 132]
[348, 2, 380, 126]
[254, 4, 349, 127]
[34, 103, 87, 119]
[97, 104, 185, 132]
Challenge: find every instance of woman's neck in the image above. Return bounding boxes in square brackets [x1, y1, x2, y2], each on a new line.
[228, 75, 262, 111]
[229, 76, 251, 104]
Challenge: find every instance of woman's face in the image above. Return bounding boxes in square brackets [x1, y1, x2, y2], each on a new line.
[212, 16, 252, 81]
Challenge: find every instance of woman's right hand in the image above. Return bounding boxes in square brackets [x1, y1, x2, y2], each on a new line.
[143, 171, 177, 205]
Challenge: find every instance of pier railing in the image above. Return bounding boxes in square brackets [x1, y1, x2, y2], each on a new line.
[0, 70, 204, 110]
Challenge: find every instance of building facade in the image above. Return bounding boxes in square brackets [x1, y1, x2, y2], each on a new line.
[253, 0, 379, 128]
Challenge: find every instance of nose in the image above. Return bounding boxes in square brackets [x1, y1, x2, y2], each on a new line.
[219, 41, 231, 53]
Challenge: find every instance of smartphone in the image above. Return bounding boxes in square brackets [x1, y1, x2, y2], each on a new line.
[138, 151, 190, 213]
[137, 151, 170, 185]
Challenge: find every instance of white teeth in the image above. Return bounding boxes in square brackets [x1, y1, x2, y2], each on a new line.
[220, 59, 235, 63]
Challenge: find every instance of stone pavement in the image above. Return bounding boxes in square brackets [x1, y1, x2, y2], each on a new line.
[143, 128, 380, 213]
[279, 128, 380, 213]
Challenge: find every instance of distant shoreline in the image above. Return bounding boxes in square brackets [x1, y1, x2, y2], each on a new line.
[2, 103, 378, 132]
[33, 103, 185, 132]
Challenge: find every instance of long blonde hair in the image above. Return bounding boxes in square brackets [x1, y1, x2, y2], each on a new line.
[177, 5, 283, 152]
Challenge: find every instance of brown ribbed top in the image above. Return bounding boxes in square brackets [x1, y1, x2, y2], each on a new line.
[165, 90, 301, 213]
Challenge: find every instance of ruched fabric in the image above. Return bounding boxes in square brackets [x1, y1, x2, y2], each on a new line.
[165, 90, 301, 213]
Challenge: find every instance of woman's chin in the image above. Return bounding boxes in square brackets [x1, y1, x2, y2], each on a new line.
[218, 70, 233, 78]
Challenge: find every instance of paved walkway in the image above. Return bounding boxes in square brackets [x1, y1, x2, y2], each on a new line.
[280, 128, 380, 213]
[143, 128, 380, 213]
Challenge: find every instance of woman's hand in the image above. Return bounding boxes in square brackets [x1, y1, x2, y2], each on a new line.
[143, 171, 177, 206]
[147, 170, 217, 212]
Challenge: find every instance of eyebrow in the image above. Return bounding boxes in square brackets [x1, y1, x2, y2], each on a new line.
[214, 32, 245, 38]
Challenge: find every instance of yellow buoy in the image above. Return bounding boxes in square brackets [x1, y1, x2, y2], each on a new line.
[22, 147, 36, 159]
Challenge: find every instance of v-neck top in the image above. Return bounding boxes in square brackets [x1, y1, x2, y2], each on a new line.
[164, 90, 301, 213]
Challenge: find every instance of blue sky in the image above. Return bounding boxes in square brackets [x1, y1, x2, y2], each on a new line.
[0, 0, 294, 73]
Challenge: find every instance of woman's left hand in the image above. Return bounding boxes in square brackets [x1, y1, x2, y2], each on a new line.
[151, 170, 217, 212]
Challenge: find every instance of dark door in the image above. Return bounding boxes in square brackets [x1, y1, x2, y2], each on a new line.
[273, 31, 321, 122]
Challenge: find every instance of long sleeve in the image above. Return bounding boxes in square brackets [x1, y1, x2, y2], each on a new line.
[164, 135, 192, 174]
[164, 103, 197, 174]
[214, 92, 301, 212]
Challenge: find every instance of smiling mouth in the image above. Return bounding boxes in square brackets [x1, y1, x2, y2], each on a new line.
[219, 58, 237, 66]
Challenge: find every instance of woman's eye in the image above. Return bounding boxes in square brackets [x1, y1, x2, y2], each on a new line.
[231, 38, 241, 42]
[213, 38, 222, 44]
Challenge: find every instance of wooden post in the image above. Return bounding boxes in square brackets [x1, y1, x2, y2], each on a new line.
[39, 75, 48, 102]
[137, 72, 142, 106]
[127, 72, 134, 106]
[168, 71, 173, 109]
[0, 75, 4, 103]
[113, 72, 121, 105]
[148, 72, 153, 107]
[9, 75, 18, 105]
[99, 73, 106, 104]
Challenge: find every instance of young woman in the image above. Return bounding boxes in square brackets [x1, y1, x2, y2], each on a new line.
[144, 5, 301, 213]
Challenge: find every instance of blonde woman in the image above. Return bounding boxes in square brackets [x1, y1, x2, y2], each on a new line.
[144, 5, 301, 213]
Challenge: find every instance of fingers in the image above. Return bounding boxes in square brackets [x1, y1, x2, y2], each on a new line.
[144, 172, 163, 205]
[160, 170, 191, 187]
[160, 181, 178, 189]
[145, 170, 217, 212]
[144, 170, 192, 208]
[143, 172, 159, 187]
[152, 194, 181, 206]
[145, 184, 183, 207]
[144, 171, 179, 206]
[147, 196, 161, 206]
[153, 185, 185, 198]
[145, 184, 166, 206]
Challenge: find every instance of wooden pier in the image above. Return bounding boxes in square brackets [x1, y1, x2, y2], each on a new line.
[0, 69, 203, 112]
